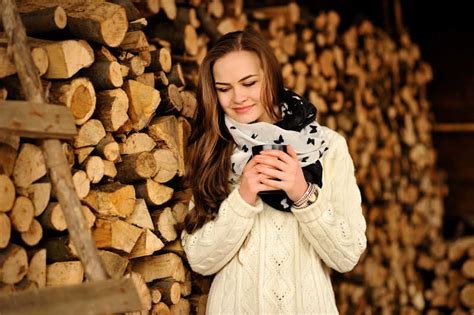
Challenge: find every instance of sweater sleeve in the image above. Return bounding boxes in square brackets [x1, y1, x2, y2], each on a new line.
[291, 135, 367, 273]
[181, 187, 263, 276]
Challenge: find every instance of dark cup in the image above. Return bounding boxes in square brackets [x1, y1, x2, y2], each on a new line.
[252, 144, 287, 194]
[251, 144, 287, 157]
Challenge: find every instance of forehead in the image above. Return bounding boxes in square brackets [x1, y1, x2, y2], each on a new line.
[213, 50, 262, 83]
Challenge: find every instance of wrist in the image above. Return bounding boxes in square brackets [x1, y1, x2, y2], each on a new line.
[238, 186, 257, 206]
[293, 183, 318, 209]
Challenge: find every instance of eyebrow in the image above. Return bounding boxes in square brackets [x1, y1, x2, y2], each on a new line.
[215, 74, 258, 85]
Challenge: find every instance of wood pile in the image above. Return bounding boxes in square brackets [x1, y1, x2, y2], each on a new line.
[0, 0, 471, 314]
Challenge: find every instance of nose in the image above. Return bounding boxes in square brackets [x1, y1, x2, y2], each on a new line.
[233, 86, 248, 104]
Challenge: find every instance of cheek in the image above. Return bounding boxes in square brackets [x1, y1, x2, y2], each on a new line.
[217, 93, 231, 108]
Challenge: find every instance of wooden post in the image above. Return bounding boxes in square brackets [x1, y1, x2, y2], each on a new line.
[1, 0, 108, 281]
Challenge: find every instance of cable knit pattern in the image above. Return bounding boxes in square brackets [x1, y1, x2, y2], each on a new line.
[182, 127, 367, 314]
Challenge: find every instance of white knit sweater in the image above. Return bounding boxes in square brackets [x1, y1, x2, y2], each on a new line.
[182, 127, 367, 314]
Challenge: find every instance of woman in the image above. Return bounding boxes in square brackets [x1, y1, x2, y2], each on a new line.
[181, 28, 367, 314]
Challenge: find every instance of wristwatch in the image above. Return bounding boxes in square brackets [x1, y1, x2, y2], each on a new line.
[293, 183, 319, 209]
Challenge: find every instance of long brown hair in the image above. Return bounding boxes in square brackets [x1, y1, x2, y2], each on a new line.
[184, 28, 284, 234]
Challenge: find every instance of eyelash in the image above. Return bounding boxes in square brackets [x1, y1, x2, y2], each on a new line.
[216, 81, 256, 93]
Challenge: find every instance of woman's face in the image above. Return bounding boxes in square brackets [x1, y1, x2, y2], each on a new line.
[212, 50, 273, 124]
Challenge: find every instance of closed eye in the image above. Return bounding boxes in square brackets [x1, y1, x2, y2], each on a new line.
[243, 81, 256, 87]
[216, 87, 230, 92]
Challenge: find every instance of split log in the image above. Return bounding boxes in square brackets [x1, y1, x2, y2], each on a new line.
[171, 202, 187, 225]
[150, 286, 162, 304]
[148, 22, 197, 56]
[97, 250, 129, 279]
[129, 228, 164, 259]
[170, 298, 190, 314]
[27, 248, 46, 288]
[149, 48, 172, 73]
[29, 38, 94, 79]
[9, 196, 35, 233]
[123, 79, 161, 131]
[180, 269, 192, 297]
[151, 302, 171, 315]
[72, 169, 90, 199]
[180, 90, 197, 119]
[80, 61, 124, 89]
[19, 6, 67, 33]
[84, 182, 136, 218]
[0, 213, 11, 249]
[148, 115, 183, 176]
[167, 63, 185, 88]
[22, 181, 51, 216]
[46, 261, 84, 287]
[119, 132, 156, 155]
[96, 134, 121, 162]
[160, 84, 183, 113]
[0, 132, 18, 177]
[131, 253, 185, 282]
[74, 119, 106, 148]
[95, 88, 130, 132]
[151, 278, 181, 305]
[128, 271, 152, 312]
[116, 151, 157, 183]
[39, 202, 67, 232]
[83, 156, 105, 184]
[0, 174, 15, 212]
[152, 149, 178, 183]
[103, 160, 118, 179]
[151, 207, 177, 242]
[155, 71, 170, 89]
[75, 147, 94, 164]
[126, 198, 155, 230]
[136, 179, 174, 206]
[92, 218, 143, 254]
[13, 143, 47, 188]
[162, 240, 185, 259]
[0, 243, 28, 284]
[20, 219, 43, 246]
[63, 2, 128, 47]
[177, 116, 191, 176]
[135, 72, 155, 87]
[120, 31, 150, 52]
[122, 55, 146, 78]
[0, 45, 48, 78]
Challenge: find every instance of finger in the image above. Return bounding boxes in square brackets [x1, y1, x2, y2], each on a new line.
[254, 155, 287, 171]
[260, 178, 284, 190]
[256, 165, 285, 180]
[260, 149, 293, 164]
[287, 145, 299, 160]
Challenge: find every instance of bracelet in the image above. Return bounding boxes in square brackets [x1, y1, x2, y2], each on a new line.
[293, 183, 314, 207]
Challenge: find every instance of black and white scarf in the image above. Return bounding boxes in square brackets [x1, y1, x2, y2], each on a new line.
[225, 89, 329, 212]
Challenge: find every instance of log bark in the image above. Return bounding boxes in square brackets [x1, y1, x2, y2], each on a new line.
[83, 156, 105, 184]
[151, 278, 181, 305]
[18, 6, 67, 34]
[81, 61, 124, 89]
[0, 45, 48, 78]
[149, 48, 172, 73]
[95, 133, 121, 162]
[128, 271, 152, 312]
[0, 132, 18, 177]
[40, 202, 67, 231]
[120, 31, 150, 52]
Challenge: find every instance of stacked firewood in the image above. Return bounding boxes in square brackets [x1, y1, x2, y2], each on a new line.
[0, 0, 472, 314]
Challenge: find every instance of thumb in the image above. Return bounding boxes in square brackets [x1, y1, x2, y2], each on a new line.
[286, 144, 298, 160]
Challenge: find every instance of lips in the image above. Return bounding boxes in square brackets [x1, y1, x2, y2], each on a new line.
[233, 105, 254, 113]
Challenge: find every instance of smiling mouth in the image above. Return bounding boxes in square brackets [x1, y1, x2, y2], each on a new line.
[233, 105, 254, 113]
